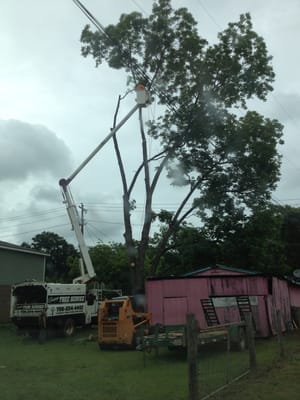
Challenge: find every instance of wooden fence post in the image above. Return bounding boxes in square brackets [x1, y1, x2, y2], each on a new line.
[275, 309, 285, 359]
[245, 312, 257, 373]
[187, 313, 199, 400]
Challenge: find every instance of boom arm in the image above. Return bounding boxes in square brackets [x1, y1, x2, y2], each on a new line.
[59, 85, 150, 283]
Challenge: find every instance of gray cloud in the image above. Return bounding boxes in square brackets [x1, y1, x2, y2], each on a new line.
[30, 185, 62, 204]
[0, 119, 73, 182]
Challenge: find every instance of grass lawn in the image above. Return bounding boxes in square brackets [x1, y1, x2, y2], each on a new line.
[1, 324, 300, 400]
[213, 330, 300, 400]
[0, 324, 188, 400]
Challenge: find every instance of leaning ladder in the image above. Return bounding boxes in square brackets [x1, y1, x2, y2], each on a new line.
[201, 298, 219, 326]
[236, 295, 256, 330]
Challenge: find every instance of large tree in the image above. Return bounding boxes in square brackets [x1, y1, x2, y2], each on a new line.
[80, 0, 283, 292]
[214, 205, 286, 275]
[23, 231, 79, 282]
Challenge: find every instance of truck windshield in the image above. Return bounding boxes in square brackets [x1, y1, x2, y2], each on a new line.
[13, 286, 47, 304]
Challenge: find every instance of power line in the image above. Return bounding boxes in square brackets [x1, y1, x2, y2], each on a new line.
[0, 223, 71, 240]
[0, 213, 67, 232]
[72, 0, 178, 116]
[131, 0, 148, 16]
[87, 218, 142, 227]
[197, 0, 222, 30]
[0, 207, 65, 222]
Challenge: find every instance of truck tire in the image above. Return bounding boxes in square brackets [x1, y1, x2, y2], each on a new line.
[63, 318, 75, 337]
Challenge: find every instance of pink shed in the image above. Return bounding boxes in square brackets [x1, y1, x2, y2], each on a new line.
[146, 265, 293, 337]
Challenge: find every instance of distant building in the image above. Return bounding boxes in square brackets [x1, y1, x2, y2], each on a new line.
[0, 241, 47, 323]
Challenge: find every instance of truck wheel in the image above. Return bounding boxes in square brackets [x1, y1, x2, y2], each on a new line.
[63, 319, 75, 337]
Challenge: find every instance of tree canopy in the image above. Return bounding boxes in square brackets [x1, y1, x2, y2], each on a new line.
[80, 0, 283, 292]
[22, 231, 79, 282]
[89, 242, 131, 293]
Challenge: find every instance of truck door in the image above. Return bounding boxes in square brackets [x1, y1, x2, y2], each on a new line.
[163, 297, 188, 325]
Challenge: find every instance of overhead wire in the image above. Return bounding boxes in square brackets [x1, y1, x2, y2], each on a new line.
[72, 0, 178, 116]
[0, 223, 71, 240]
[197, 0, 223, 30]
[0, 213, 67, 232]
[0, 207, 65, 221]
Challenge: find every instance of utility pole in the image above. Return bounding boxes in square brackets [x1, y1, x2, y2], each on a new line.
[78, 203, 87, 235]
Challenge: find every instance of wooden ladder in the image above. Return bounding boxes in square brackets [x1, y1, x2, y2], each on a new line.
[236, 295, 256, 329]
[201, 298, 219, 326]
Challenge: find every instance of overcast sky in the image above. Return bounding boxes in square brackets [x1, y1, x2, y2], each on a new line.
[1, 0, 300, 247]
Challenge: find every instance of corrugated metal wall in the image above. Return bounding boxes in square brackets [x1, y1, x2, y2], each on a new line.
[0, 286, 11, 323]
[0, 249, 45, 285]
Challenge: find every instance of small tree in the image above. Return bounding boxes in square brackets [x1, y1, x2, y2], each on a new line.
[28, 231, 79, 282]
[80, 0, 283, 292]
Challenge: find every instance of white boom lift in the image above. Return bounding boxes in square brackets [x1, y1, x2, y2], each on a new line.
[59, 84, 150, 284]
[10, 85, 150, 339]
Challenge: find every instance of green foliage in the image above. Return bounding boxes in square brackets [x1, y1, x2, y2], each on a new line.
[89, 242, 131, 293]
[152, 205, 300, 278]
[28, 231, 79, 282]
[80, 0, 283, 278]
[150, 224, 217, 276]
[217, 206, 286, 275]
[280, 206, 300, 273]
[205, 13, 274, 108]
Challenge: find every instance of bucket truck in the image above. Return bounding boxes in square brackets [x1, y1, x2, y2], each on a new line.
[10, 85, 150, 340]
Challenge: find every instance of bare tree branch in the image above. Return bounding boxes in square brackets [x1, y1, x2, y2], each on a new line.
[128, 149, 169, 196]
[111, 96, 134, 258]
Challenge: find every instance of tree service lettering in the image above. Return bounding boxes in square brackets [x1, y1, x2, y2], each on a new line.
[48, 295, 85, 304]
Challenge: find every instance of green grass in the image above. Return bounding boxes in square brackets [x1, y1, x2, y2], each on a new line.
[1, 325, 300, 400]
[0, 325, 188, 400]
[209, 331, 300, 400]
[197, 341, 250, 397]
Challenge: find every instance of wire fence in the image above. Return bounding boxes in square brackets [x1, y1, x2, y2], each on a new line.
[197, 341, 249, 399]
[186, 312, 257, 400]
[187, 310, 286, 400]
